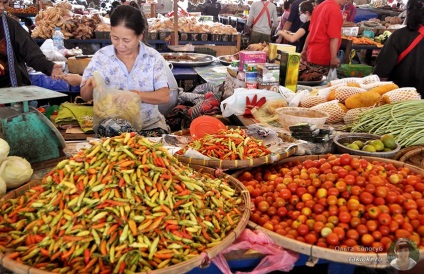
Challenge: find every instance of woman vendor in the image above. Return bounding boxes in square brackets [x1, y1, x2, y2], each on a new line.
[80, 5, 170, 137]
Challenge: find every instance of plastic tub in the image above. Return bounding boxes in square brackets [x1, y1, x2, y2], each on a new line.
[275, 107, 329, 129]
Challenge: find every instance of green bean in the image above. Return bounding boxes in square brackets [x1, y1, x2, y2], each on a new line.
[350, 100, 424, 147]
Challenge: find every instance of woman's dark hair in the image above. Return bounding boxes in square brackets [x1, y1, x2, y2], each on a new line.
[112, 1, 121, 8]
[300, 0, 314, 14]
[316, 0, 325, 5]
[129, 1, 140, 9]
[395, 241, 410, 253]
[283, 0, 293, 10]
[110, 5, 148, 36]
[406, 0, 424, 31]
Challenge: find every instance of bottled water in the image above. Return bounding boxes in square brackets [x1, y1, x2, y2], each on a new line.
[20, 22, 28, 32]
[52, 27, 65, 51]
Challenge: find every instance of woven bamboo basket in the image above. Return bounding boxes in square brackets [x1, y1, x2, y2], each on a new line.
[172, 128, 297, 170]
[234, 155, 424, 268]
[0, 166, 251, 274]
[394, 146, 424, 169]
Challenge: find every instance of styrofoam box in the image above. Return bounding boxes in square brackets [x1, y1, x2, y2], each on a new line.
[342, 27, 359, 37]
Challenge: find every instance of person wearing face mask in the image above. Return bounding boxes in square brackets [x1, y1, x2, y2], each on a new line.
[276, 0, 314, 51]
[0, 0, 63, 88]
[81, 5, 171, 137]
[301, 0, 345, 67]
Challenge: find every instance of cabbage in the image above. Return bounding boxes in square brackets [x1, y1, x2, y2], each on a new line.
[0, 138, 10, 164]
[0, 156, 33, 189]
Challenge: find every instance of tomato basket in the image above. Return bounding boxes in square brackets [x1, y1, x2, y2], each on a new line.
[234, 155, 424, 268]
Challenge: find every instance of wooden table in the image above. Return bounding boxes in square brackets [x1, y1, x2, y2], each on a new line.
[340, 38, 382, 65]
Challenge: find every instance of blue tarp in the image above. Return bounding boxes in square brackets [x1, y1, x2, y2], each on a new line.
[355, 8, 379, 23]
[29, 72, 80, 93]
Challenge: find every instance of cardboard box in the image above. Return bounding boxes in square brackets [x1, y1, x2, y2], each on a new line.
[257, 63, 280, 83]
[67, 57, 91, 74]
[279, 51, 301, 92]
[258, 81, 279, 92]
[238, 51, 267, 71]
[268, 43, 296, 61]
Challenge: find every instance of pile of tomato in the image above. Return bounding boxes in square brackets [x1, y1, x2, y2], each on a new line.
[238, 154, 424, 253]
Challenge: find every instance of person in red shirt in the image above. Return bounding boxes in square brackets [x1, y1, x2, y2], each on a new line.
[302, 0, 345, 67]
[343, 0, 357, 22]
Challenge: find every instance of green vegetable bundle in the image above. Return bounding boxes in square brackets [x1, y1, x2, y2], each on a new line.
[350, 100, 424, 147]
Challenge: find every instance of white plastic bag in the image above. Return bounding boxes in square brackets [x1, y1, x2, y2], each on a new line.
[92, 72, 143, 130]
[220, 88, 284, 117]
[327, 68, 338, 81]
[39, 39, 67, 62]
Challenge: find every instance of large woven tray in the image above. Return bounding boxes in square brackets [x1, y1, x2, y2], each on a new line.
[0, 166, 250, 274]
[173, 128, 297, 170]
[235, 155, 424, 268]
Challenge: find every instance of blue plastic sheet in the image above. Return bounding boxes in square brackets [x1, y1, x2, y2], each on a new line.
[355, 8, 379, 23]
[29, 72, 80, 93]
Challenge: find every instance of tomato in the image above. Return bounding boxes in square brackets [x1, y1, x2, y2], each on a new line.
[404, 199, 417, 210]
[367, 206, 381, 219]
[347, 229, 359, 240]
[279, 189, 291, 200]
[267, 206, 277, 216]
[344, 174, 356, 185]
[304, 234, 317, 244]
[395, 229, 411, 238]
[277, 207, 288, 218]
[328, 188, 340, 197]
[389, 220, 399, 232]
[407, 209, 419, 220]
[356, 224, 368, 235]
[361, 233, 374, 247]
[326, 233, 340, 246]
[366, 220, 378, 232]
[337, 168, 349, 179]
[333, 227, 346, 241]
[378, 213, 392, 225]
[263, 222, 274, 231]
[314, 221, 325, 234]
[375, 186, 388, 198]
[347, 198, 360, 211]
[290, 195, 299, 205]
[350, 185, 362, 196]
[297, 224, 309, 236]
[373, 197, 386, 206]
[258, 201, 270, 213]
[340, 154, 352, 166]
[378, 225, 390, 236]
[339, 211, 352, 224]
[359, 192, 373, 205]
[313, 203, 325, 214]
[365, 183, 376, 194]
[389, 204, 403, 214]
[350, 217, 361, 228]
[407, 175, 420, 185]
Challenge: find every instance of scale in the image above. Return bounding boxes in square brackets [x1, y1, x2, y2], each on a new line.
[0, 86, 67, 164]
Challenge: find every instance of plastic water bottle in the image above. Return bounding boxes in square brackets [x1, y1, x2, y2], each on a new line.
[52, 27, 65, 51]
[20, 22, 28, 32]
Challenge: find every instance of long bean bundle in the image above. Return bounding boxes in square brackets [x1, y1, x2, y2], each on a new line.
[350, 100, 424, 147]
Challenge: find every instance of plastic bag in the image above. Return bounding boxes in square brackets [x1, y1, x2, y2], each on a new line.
[92, 71, 142, 130]
[211, 229, 298, 274]
[251, 99, 287, 123]
[220, 88, 284, 117]
[39, 39, 67, 62]
[327, 68, 338, 81]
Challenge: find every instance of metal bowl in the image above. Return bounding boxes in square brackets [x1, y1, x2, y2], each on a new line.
[333, 133, 401, 159]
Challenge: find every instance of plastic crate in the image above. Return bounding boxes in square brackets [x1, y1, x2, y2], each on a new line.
[194, 47, 217, 57]
[342, 27, 359, 37]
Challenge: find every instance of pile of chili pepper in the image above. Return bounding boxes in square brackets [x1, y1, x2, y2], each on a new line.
[0, 132, 244, 273]
[176, 128, 271, 160]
